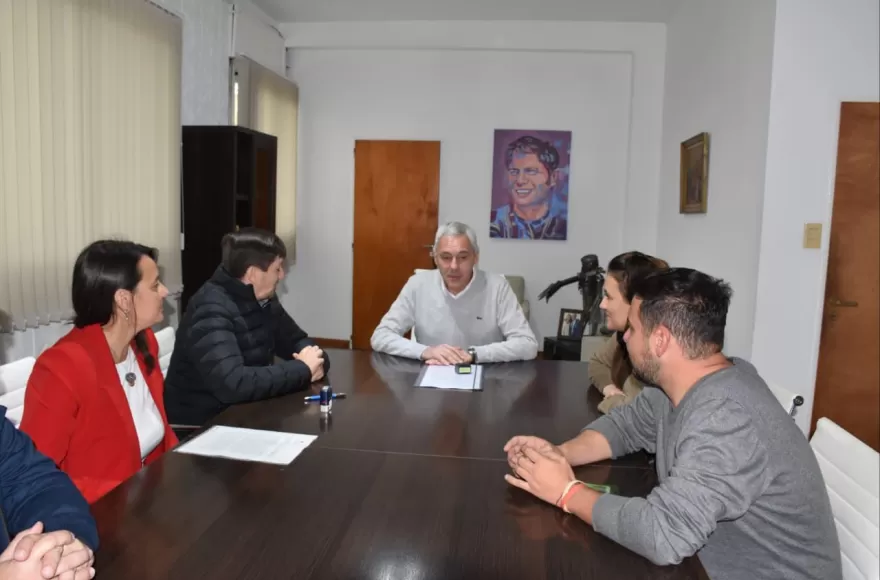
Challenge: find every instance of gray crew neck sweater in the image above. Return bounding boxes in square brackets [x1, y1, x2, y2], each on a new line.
[370, 269, 538, 363]
[586, 358, 841, 580]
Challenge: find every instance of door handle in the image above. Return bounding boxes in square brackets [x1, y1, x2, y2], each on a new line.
[828, 297, 859, 307]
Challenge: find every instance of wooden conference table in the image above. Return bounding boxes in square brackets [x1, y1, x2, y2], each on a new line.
[91, 349, 708, 579]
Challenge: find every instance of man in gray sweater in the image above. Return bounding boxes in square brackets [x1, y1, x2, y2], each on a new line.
[370, 222, 538, 364]
[504, 268, 840, 580]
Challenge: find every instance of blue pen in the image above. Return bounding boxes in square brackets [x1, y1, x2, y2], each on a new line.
[304, 393, 346, 401]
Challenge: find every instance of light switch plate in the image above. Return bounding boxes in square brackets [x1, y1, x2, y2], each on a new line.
[803, 223, 823, 249]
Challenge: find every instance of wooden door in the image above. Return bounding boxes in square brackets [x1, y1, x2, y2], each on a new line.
[352, 141, 440, 350]
[812, 102, 880, 450]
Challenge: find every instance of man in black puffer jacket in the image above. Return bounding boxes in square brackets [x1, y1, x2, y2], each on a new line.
[165, 228, 329, 425]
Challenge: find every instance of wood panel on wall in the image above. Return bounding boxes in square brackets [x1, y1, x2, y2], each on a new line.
[351, 140, 440, 351]
[811, 101, 880, 450]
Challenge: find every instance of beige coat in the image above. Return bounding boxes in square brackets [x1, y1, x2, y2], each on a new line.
[587, 334, 645, 414]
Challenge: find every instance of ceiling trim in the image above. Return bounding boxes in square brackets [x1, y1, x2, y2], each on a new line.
[280, 20, 665, 51]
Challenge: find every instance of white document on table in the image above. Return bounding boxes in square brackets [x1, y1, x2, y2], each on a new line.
[416, 364, 483, 391]
[174, 426, 317, 465]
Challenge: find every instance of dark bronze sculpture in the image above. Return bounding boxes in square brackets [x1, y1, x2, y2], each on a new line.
[537, 254, 605, 338]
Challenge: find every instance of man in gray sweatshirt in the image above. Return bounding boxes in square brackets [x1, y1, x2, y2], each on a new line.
[504, 268, 840, 580]
[370, 221, 538, 364]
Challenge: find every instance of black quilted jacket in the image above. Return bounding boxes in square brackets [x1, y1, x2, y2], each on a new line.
[164, 266, 329, 425]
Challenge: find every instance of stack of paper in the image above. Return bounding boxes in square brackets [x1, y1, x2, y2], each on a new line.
[174, 425, 317, 465]
[416, 364, 483, 391]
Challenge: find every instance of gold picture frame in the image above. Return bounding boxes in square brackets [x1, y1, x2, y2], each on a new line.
[680, 132, 710, 214]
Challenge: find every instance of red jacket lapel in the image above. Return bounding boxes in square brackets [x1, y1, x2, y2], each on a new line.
[75, 325, 141, 461]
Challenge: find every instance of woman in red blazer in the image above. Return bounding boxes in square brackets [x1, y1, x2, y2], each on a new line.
[21, 240, 178, 504]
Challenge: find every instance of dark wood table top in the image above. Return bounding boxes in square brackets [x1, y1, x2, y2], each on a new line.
[92, 349, 707, 579]
[214, 351, 652, 466]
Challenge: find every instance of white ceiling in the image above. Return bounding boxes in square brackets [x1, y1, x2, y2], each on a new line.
[251, 0, 683, 24]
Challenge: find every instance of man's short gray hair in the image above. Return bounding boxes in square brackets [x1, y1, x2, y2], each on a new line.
[433, 221, 479, 254]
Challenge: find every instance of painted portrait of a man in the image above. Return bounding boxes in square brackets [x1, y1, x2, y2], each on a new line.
[489, 130, 571, 241]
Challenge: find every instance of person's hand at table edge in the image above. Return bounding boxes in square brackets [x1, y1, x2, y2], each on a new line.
[294, 345, 325, 382]
[0, 521, 95, 580]
[503, 447, 603, 525]
[505, 446, 574, 505]
[602, 384, 624, 398]
[420, 345, 469, 365]
[504, 435, 564, 466]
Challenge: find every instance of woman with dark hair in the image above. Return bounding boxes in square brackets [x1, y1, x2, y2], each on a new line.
[20, 240, 178, 503]
[589, 251, 669, 413]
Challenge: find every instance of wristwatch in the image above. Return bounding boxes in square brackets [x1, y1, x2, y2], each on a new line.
[467, 347, 478, 364]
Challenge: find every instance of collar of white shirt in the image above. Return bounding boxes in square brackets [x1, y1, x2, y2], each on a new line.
[440, 268, 477, 300]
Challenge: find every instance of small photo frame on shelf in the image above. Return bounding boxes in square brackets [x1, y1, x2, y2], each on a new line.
[557, 308, 585, 341]
[680, 132, 710, 214]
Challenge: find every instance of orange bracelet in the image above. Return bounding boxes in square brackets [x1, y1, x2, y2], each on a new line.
[561, 481, 585, 514]
[555, 480, 580, 507]
[556, 480, 585, 513]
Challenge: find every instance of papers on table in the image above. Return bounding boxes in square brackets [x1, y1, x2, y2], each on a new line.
[416, 364, 483, 391]
[174, 425, 316, 465]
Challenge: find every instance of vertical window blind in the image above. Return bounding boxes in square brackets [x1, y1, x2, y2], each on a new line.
[232, 55, 298, 259]
[0, 0, 182, 332]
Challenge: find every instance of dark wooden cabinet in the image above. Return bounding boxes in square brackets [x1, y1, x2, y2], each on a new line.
[542, 337, 582, 361]
[181, 126, 277, 312]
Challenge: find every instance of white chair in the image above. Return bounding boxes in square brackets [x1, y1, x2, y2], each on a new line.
[155, 326, 176, 377]
[767, 382, 804, 418]
[811, 417, 880, 580]
[0, 357, 37, 428]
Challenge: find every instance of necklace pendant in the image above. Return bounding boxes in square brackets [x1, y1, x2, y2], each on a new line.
[124, 372, 136, 387]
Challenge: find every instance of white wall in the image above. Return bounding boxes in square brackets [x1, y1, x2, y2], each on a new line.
[154, 0, 286, 123]
[656, 0, 776, 359]
[280, 22, 666, 344]
[751, 0, 880, 433]
[232, 1, 287, 76]
[154, 0, 232, 125]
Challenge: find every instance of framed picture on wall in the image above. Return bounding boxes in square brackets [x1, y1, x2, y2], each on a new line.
[556, 308, 585, 341]
[680, 132, 710, 214]
[489, 129, 572, 241]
